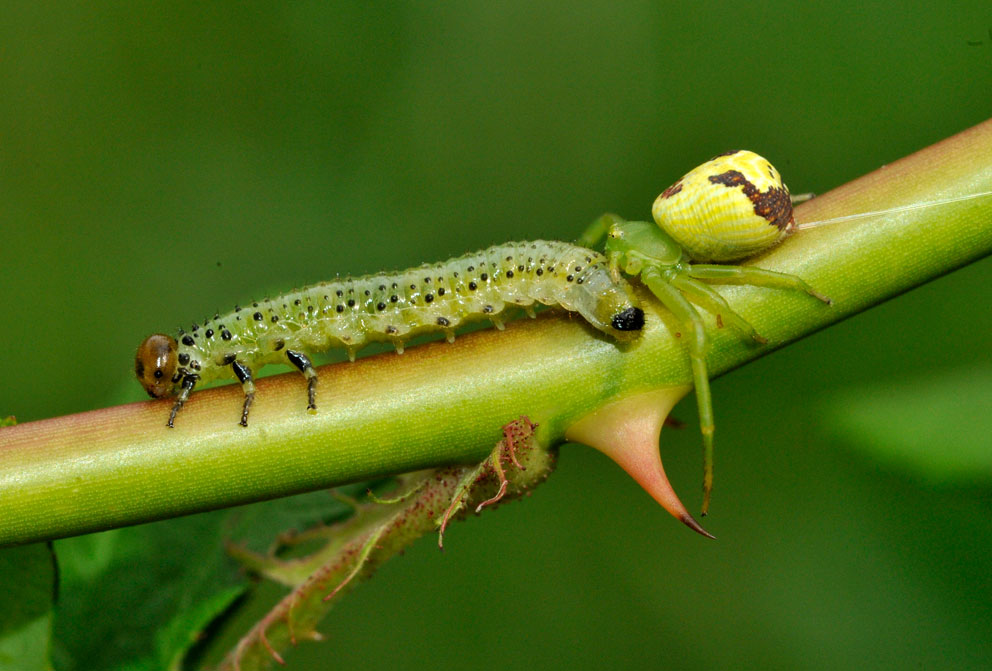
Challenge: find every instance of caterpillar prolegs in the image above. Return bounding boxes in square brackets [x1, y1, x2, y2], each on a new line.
[135, 240, 645, 427]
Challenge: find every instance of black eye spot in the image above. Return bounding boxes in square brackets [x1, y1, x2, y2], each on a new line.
[506, 270, 514, 278]
[377, 302, 386, 310]
[390, 295, 399, 302]
[178, 353, 190, 365]
[205, 329, 214, 338]
[181, 335, 194, 347]
[437, 288, 445, 296]
[271, 315, 279, 323]
[221, 329, 232, 341]
[480, 273, 488, 281]
[253, 312, 263, 321]
[425, 294, 434, 303]
[468, 281, 477, 290]
[336, 305, 344, 313]
[347, 299, 355, 307]
[153, 369, 164, 379]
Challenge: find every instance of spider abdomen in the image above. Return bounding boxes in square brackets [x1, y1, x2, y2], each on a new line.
[652, 150, 796, 262]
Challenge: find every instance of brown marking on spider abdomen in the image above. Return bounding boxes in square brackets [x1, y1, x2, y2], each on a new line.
[708, 169, 794, 231]
[660, 180, 683, 199]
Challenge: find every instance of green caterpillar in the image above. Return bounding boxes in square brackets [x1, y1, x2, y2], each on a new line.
[136, 240, 644, 428]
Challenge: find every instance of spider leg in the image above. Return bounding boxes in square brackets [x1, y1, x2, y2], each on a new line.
[670, 274, 767, 344]
[640, 266, 716, 515]
[687, 264, 831, 304]
[577, 212, 626, 250]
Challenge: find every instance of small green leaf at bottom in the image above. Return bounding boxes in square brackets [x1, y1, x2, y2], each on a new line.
[0, 543, 55, 671]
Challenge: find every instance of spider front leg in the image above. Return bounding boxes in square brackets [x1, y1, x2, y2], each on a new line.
[669, 274, 767, 344]
[639, 266, 717, 515]
[577, 212, 627, 250]
[687, 264, 832, 305]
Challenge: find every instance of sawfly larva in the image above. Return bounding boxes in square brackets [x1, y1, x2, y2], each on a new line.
[136, 240, 644, 428]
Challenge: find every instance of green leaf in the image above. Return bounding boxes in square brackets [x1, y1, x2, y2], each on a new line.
[51, 488, 360, 671]
[0, 544, 55, 671]
[0, 417, 16, 428]
[823, 364, 992, 484]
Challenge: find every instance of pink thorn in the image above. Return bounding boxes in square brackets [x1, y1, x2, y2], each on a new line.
[565, 389, 714, 539]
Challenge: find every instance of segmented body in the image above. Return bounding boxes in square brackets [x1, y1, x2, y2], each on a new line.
[135, 240, 644, 427]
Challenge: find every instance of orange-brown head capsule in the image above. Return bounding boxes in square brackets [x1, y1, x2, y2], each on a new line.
[135, 334, 179, 398]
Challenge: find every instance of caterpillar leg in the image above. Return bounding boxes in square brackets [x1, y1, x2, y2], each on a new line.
[670, 274, 767, 344]
[286, 350, 318, 412]
[790, 192, 815, 205]
[640, 266, 716, 516]
[231, 360, 256, 427]
[687, 264, 832, 304]
[167, 374, 198, 428]
[577, 212, 626, 250]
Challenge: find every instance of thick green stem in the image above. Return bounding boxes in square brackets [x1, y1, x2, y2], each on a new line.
[1, 120, 991, 547]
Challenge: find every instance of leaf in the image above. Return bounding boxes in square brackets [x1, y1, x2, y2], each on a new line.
[51, 488, 361, 671]
[823, 364, 992, 484]
[0, 417, 16, 428]
[0, 543, 55, 671]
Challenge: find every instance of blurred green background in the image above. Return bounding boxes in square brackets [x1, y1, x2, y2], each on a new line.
[2, 2, 991, 669]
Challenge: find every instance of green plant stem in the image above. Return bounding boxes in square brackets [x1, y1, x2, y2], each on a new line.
[1, 120, 991, 548]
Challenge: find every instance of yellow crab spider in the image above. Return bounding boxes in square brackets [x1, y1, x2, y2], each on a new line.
[579, 150, 831, 515]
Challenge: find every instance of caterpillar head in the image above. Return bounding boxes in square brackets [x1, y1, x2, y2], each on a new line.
[652, 150, 796, 262]
[135, 334, 179, 399]
[569, 264, 644, 339]
[611, 306, 645, 332]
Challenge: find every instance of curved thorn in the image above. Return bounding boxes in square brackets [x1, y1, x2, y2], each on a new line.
[565, 388, 715, 539]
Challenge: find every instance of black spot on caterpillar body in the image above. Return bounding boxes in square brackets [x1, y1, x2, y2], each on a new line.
[136, 240, 643, 426]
